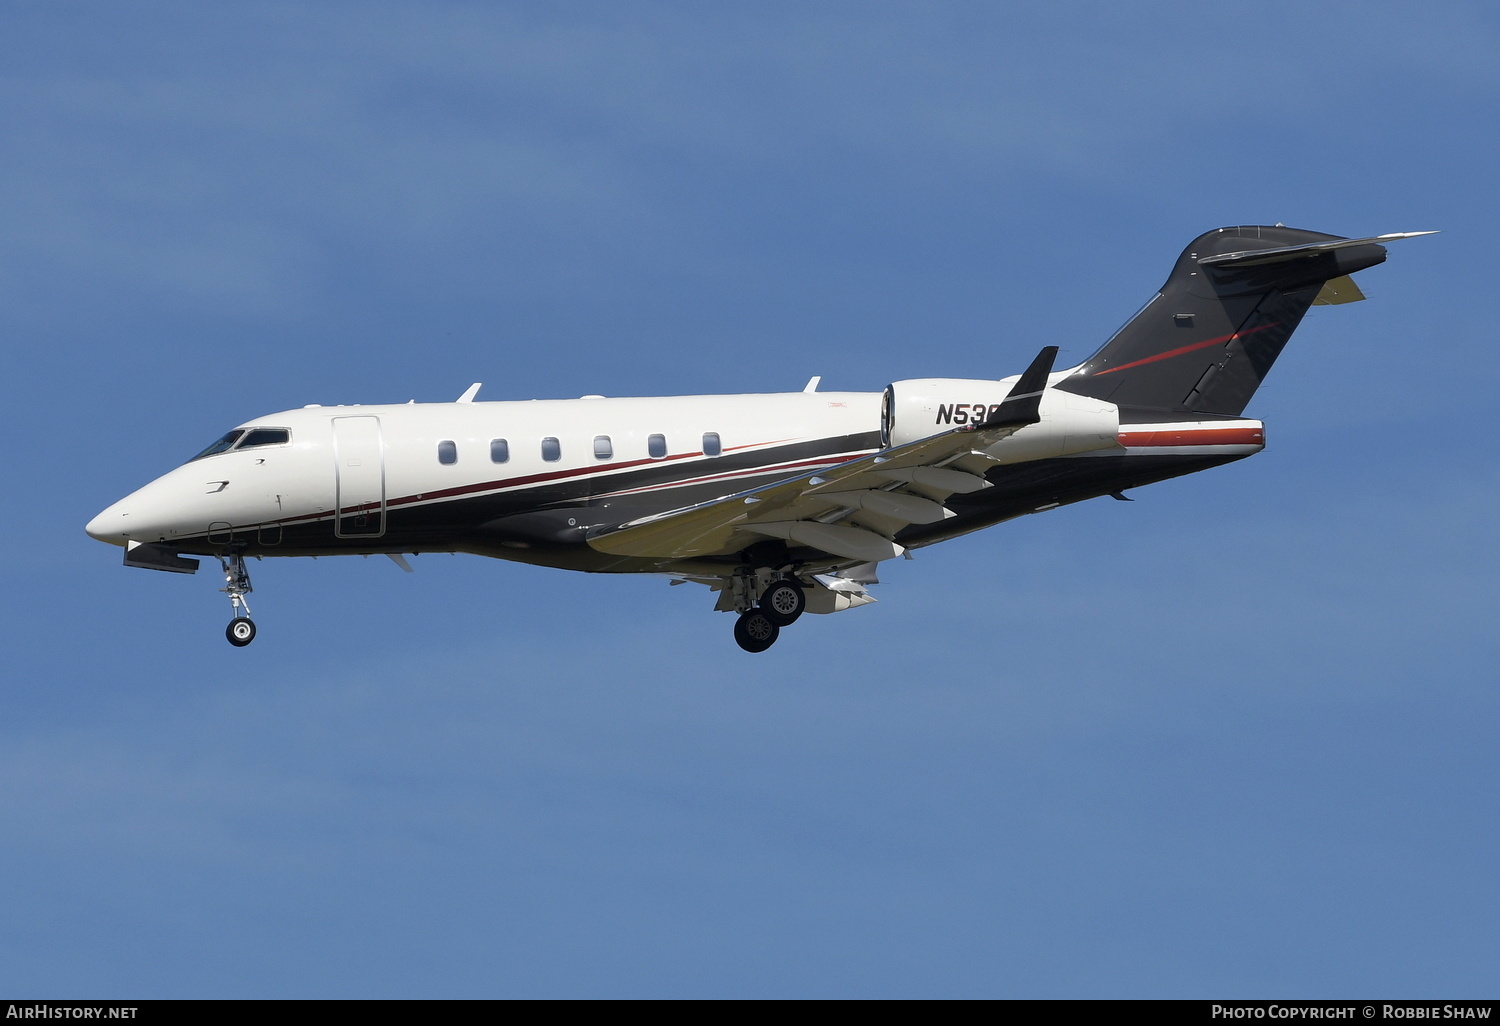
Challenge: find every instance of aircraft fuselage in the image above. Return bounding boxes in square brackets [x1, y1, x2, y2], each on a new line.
[87, 225, 1422, 650]
[86, 388, 1261, 576]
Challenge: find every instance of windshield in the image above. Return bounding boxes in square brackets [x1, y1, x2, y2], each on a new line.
[189, 429, 245, 462]
[239, 428, 290, 449]
[187, 426, 292, 463]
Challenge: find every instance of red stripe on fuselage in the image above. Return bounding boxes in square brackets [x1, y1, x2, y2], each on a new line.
[276, 440, 863, 527]
[382, 440, 791, 510]
[1117, 427, 1264, 447]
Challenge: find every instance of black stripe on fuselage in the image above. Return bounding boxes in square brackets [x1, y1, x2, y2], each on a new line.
[173, 432, 883, 558]
[169, 433, 1253, 573]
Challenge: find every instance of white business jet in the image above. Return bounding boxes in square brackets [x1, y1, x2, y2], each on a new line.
[86, 226, 1430, 651]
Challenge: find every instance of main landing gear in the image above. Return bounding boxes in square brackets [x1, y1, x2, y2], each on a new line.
[732, 575, 806, 653]
[218, 551, 256, 647]
[759, 579, 805, 626]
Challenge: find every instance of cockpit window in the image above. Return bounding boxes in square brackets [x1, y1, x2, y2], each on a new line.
[239, 428, 290, 449]
[187, 427, 290, 463]
[189, 430, 244, 462]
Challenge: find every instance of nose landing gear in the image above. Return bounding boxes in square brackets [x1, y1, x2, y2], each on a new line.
[218, 551, 256, 647]
[227, 616, 256, 646]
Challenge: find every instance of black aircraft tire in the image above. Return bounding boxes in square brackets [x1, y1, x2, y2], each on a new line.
[759, 579, 805, 626]
[733, 610, 780, 653]
[226, 617, 257, 647]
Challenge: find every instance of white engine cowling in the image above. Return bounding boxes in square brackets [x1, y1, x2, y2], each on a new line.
[880, 377, 1120, 462]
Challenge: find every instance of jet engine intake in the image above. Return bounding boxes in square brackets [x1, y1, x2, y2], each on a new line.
[881, 378, 1120, 461]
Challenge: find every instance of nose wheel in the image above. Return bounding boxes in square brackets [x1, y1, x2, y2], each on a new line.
[217, 551, 257, 647]
[227, 617, 256, 647]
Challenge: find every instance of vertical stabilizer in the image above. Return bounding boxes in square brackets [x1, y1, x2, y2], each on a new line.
[1056, 226, 1397, 417]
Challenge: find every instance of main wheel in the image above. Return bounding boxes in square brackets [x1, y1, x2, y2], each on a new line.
[226, 617, 257, 647]
[759, 578, 805, 626]
[733, 609, 780, 653]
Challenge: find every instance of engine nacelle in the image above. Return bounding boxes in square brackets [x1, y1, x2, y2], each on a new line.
[881, 377, 1120, 462]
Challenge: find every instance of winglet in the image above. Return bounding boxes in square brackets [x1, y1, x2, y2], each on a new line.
[457, 383, 482, 403]
[977, 346, 1059, 429]
[803, 376, 821, 393]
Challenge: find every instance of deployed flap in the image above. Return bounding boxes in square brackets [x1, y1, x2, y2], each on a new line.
[812, 489, 951, 523]
[834, 561, 880, 585]
[804, 573, 878, 614]
[744, 521, 904, 562]
[587, 349, 1062, 562]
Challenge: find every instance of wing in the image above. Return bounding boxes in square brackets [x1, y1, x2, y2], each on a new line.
[586, 347, 1060, 563]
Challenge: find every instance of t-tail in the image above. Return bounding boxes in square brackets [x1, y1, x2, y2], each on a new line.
[1055, 226, 1435, 418]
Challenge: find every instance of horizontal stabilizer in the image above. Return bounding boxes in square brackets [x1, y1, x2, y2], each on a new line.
[1313, 274, 1366, 306]
[1198, 231, 1437, 268]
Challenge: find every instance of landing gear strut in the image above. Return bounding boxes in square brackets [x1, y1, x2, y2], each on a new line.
[218, 551, 256, 647]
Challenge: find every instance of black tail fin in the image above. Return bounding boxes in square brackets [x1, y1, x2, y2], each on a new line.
[1055, 226, 1391, 417]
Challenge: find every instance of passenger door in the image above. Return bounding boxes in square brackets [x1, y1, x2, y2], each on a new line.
[332, 416, 385, 538]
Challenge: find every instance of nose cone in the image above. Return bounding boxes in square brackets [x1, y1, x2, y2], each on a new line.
[86, 500, 132, 546]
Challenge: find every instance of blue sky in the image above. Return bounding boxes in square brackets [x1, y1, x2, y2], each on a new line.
[2, 1, 1496, 997]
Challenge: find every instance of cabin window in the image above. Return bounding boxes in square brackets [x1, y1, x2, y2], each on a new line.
[239, 428, 291, 449]
[702, 432, 721, 457]
[648, 433, 667, 459]
[437, 440, 458, 465]
[541, 437, 561, 462]
[594, 435, 613, 460]
[490, 438, 510, 463]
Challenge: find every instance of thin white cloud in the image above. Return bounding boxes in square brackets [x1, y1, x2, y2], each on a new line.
[3, 2, 1492, 322]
